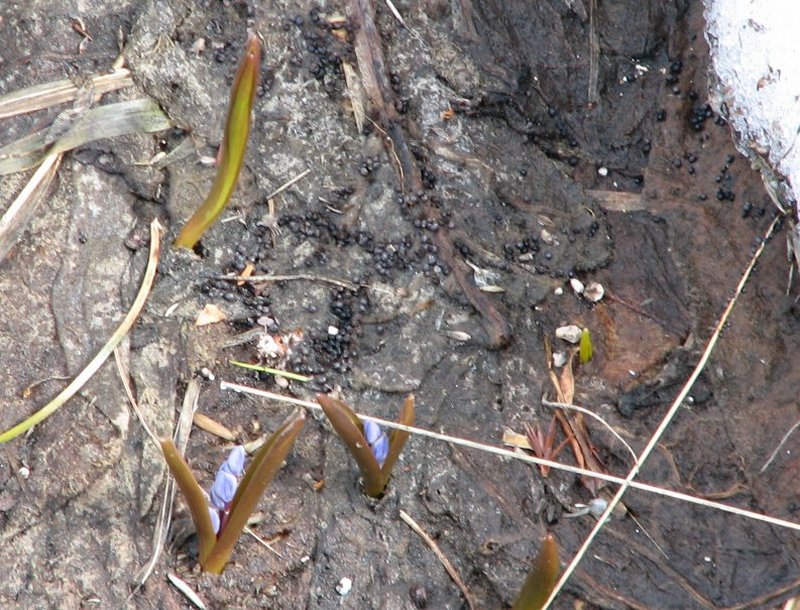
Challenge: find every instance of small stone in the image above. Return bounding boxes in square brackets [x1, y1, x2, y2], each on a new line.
[555, 325, 583, 344]
[583, 281, 605, 303]
[569, 277, 585, 295]
[336, 577, 352, 596]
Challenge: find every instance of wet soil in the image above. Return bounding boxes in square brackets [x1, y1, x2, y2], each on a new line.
[0, 0, 799, 608]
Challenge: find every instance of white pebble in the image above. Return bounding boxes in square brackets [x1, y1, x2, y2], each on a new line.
[336, 577, 352, 596]
[327, 326, 339, 336]
[555, 325, 583, 344]
[570, 277, 585, 295]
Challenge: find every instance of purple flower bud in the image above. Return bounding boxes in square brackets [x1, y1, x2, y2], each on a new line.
[363, 420, 389, 468]
[220, 445, 246, 477]
[209, 470, 238, 510]
[209, 506, 221, 534]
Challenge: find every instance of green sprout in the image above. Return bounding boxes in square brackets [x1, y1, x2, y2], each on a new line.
[160, 408, 305, 573]
[579, 327, 593, 364]
[317, 394, 415, 498]
[174, 32, 261, 249]
[512, 533, 561, 610]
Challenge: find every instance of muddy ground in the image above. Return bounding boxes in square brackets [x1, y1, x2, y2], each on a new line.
[1, 0, 799, 608]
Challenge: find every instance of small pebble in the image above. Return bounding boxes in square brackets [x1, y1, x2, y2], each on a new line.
[336, 577, 352, 596]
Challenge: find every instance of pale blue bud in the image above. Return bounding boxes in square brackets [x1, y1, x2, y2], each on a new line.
[209, 470, 237, 510]
[363, 420, 389, 468]
[209, 506, 221, 534]
[220, 445, 246, 477]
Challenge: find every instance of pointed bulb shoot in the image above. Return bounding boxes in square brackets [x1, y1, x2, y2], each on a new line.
[512, 533, 561, 610]
[317, 394, 415, 497]
[160, 408, 305, 573]
[174, 32, 261, 249]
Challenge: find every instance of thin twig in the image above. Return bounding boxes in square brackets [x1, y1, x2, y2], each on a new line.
[541, 399, 638, 465]
[587, 0, 600, 106]
[219, 380, 800, 533]
[244, 526, 284, 559]
[216, 272, 361, 291]
[264, 168, 310, 201]
[760, 417, 800, 473]
[540, 214, 784, 608]
[399, 509, 476, 610]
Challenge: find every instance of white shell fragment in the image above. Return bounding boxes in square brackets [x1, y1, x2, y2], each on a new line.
[555, 325, 583, 344]
[583, 281, 605, 303]
[540, 228, 558, 246]
[442, 330, 471, 342]
[552, 351, 567, 368]
[569, 277, 585, 295]
[336, 577, 353, 596]
[466, 260, 504, 292]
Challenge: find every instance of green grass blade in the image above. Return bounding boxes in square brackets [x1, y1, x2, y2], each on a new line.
[160, 438, 217, 565]
[202, 409, 305, 573]
[229, 359, 311, 382]
[512, 533, 560, 610]
[174, 32, 261, 249]
[381, 395, 414, 485]
[317, 394, 385, 497]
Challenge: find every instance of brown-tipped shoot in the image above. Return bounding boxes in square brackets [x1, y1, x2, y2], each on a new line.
[160, 408, 305, 573]
[512, 533, 561, 610]
[174, 32, 261, 249]
[317, 394, 415, 497]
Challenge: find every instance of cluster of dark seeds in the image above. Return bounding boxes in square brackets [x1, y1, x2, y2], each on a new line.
[359, 156, 381, 176]
[690, 103, 715, 131]
[293, 7, 350, 83]
[503, 236, 539, 259]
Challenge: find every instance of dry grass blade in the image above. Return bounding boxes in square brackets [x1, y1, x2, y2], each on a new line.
[0, 69, 133, 120]
[132, 381, 200, 592]
[342, 62, 366, 134]
[193, 412, 237, 441]
[0, 219, 162, 443]
[400, 509, 476, 610]
[0, 98, 171, 175]
[541, 399, 638, 465]
[0, 151, 62, 264]
[167, 572, 207, 610]
[114, 347, 160, 449]
[220, 381, 800, 533]
[540, 214, 785, 608]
